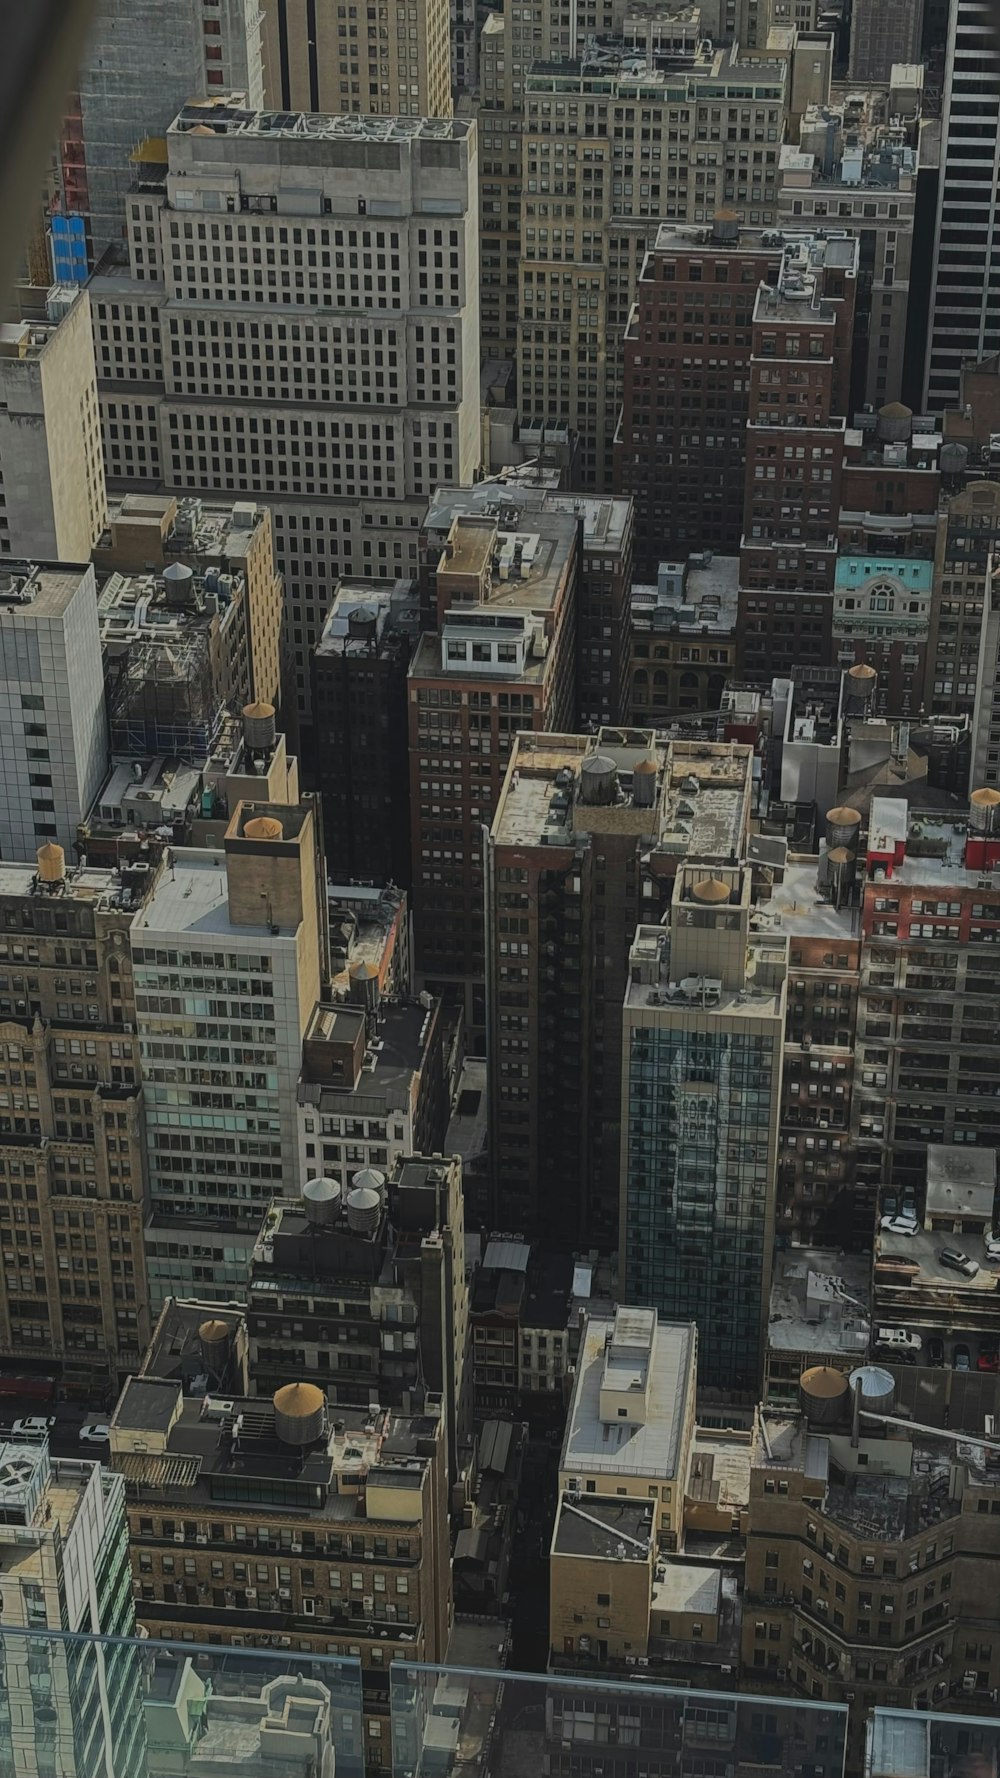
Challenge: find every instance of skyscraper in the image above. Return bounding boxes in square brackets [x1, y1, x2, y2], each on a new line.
[924, 0, 1000, 412]
[620, 867, 787, 1391]
[90, 100, 481, 727]
[259, 0, 452, 119]
[65, 0, 264, 268]
[131, 800, 328, 1305]
[0, 287, 106, 563]
[0, 562, 107, 861]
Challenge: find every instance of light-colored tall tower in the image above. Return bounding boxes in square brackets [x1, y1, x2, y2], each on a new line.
[89, 101, 481, 726]
[0, 562, 107, 861]
[259, 0, 452, 118]
[620, 866, 787, 1392]
[130, 799, 327, 1306]
[516, 44, 787, 489]
[924, 0, 1000, 412]
[69, 0, 264, 268]
[0, 287, 106, 563]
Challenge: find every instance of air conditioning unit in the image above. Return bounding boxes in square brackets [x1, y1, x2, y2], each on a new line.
[291, 1541, 303, 1553]
[196, 1535, 207, 1545]
[173, 1532, 185, 1543]
[245, 1588, 257, 1599]
[279, 1588, 291, 1600]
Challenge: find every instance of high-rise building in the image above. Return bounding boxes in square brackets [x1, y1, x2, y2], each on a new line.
[848, 0, 923, 82]
[0, 287, 106, 562]
[131, 800, 328, 1307]
[614, 219, 783, 571]
[0, 562, 107, 862]
[0, 850, 155, 1388]
[408, 492, 579, 1044]
[110, 1297, 452, 1757]
[90, 100, 481, 727]
[517, 45, 788, 490]
[853, 789, 1000, 1217]
[737, 232, 859, 683]
[0, 1441, 144, 1776]
[259, 0, 452, 119]
[778, 109, 921, 411]
[743, 1398, 1000, 1767]
[66, 0, 264, 268]
[488, 732, 755, 1246]
[619, 866, 787, 1392]
[926, 481, 1000, 726]
[312, 580, 420, 889]
[924, 0, 1000, 413]
[248, 1153, 470, 1479]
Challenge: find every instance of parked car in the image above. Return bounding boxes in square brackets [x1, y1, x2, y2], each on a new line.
[881, 1192, 899, 1218]
[937, 1248, 980, 1279]
[79, 1423, 110, 1445]
[927, 1335, 945, 1367]
[9, 1417, 55, 1440]
[875, 1326, 922, 1351]
[880, 1214, 920, 1236]
[953, 1345, 972, 1372]
[977, 1349, 1000, 1374]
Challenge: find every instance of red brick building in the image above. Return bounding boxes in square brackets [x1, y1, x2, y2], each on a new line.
[737, 234, 859, 682]
[613, 217, 783, 574]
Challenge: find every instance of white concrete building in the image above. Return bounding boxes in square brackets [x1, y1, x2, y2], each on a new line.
[90, 100, 481, 724]
[130, 801, 325, 1305]
[0, 562, 107, 862]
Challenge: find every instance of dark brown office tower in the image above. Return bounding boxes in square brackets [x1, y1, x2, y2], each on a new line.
[408, 491, 579, 1049]
[738, 233, 859, 683]
[312, 579, 420, 887]
[488, 730, 755, 1247]
[614, 218, 783, 575]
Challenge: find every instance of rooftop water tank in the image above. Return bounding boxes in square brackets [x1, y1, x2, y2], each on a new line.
[162, 561, 195, 608]
[198, 1318, 232, 1374]
[273, 1382, 326, 1447]
[799, 1365, 850, 1426]
[302, 1177, 341, 1227]
[825, 805, 862, 851]
[243, 814, 283, 841]
[632, 758, 657, 808]
[579, 754, 618, 806]
[690, 876, 731, 905]
[36, 843, 65, 885]
[970, 785, 1000, 835]
[346, 1185, 382, 1234]
[849, 1364, 895, 1417]
[242, 701, 277, 752]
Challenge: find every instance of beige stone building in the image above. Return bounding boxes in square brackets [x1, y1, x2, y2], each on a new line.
[0, 286, 107, 562]
[91, 100, 481, 727]
[259, 0, 452, 119]
[559, 1308, 697, 1550]
[110, 1300, 451, 1770]
[742, 1397, 1000, 1764]
[0, 851, 159, 1389]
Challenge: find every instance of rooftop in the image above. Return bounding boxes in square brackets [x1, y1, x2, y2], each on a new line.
[764, 859, 859, 941]
[631, 555, 740, 635]
[652, 1560, 722, 1618]
[686, 1430, 752, 1513]
[624, 924, 786, 1023]
[0, 560, 91, 618]
[876, 1225, 1000, 1291]
[926, 1145, 996, 1222]
[172, 101, 472, 145]
[96, 493, 268, 568]
[315, 580, 419, 660]
[561, 1313, 695, 1481]
[133, 847, 301, 941]
[300, 998, 437, 1110]
[768, 1249, 871, 1357]
[111, 1383, 439, 1515]
[552, 1494, 654, 1561]
[423, 481, 630, 557]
